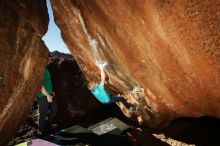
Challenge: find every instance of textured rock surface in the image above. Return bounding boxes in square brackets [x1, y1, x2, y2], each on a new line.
[0, 0, 49, 145]
[51, 0, 220, 128]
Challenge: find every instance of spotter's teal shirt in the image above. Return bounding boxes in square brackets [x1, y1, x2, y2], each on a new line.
[91, 84, 110, 103]
[38, 68, 53, 98]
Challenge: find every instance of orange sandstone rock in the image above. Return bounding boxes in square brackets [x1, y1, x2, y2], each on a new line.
[51, 0, 220, 128]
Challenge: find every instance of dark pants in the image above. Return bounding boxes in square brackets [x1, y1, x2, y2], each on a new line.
[37, 96, 58, 132]
[106, 96, 131, 109]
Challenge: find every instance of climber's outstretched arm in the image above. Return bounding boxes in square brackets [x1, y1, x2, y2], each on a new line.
[100, 67, 105, 86]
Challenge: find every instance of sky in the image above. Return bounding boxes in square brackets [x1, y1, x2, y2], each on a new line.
[42, 0, 70, 54]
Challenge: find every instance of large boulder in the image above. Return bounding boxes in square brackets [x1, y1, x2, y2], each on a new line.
[0, 0, 49, 145]
[51, 0, 220, 128]
[48, 52, 101, 128]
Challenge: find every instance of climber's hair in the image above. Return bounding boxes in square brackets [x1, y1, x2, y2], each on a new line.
[88, 82, 98, 90]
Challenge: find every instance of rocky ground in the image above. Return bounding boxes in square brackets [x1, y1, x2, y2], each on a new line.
[7, 101, 40, 146]
[7, 102, 220, 146]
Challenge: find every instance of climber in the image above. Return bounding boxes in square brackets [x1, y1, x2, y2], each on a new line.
[88, 63, 138, 112]
[37, 53, 58, 133]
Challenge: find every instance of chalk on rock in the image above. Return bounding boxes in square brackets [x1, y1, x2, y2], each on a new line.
[90, 38, 98, 48]
[98, 62, 107, 68]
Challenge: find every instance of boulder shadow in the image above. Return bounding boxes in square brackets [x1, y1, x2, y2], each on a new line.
[162, 116, 220, 146]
